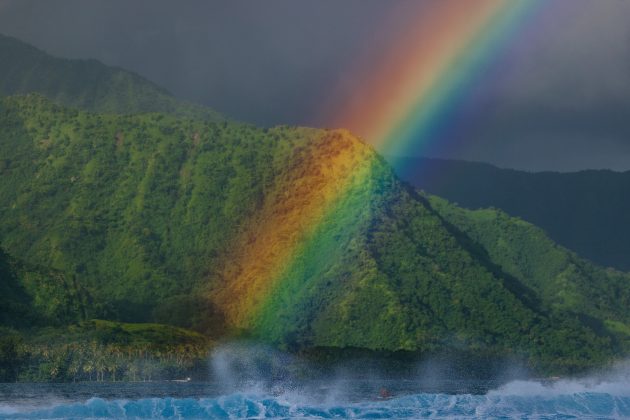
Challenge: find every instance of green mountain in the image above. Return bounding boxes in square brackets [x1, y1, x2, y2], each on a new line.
[392, 156, 630, 271]
[2, 94, 630, 378]
[0, 33, 223, 120]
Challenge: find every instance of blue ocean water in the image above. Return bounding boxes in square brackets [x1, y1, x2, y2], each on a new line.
[3, 346, 630, 419]
[1, 379, 630, 419]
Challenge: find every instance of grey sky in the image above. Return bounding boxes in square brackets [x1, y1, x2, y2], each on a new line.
[0, 0, 629, 171]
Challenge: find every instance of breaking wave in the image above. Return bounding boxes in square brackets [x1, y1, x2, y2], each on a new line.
[2, 383, 630, 419]
[3, 345, 630, 418]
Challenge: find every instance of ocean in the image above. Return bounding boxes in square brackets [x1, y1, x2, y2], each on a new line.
[1, 377, 630, 419]
[2, 343, 630, 419]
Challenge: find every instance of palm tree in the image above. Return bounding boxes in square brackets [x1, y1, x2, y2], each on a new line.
[82, 359, 94, 381]
[130, 361, 141, 382]
[67, 357, 81, 383]
[94, 351, 106, 382]
[105, 345, 120, 381]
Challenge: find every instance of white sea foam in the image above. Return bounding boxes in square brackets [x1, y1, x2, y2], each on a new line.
[490, 361, 630, 398]
[4, 348, 630, 418]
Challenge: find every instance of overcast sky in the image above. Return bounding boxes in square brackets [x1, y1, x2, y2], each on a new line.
[1, 0, 629, 171]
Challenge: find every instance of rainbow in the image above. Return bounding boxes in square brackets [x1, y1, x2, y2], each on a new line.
[211, 0, 543, 338]
[333, 0, 541, 159]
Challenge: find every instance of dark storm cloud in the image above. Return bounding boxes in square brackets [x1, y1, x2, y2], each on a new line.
[416, 0, 630, 171]
[0, 0, 397, 127]
[0, 0, 629, 171]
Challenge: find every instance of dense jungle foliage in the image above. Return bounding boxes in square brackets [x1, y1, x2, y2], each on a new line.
[2, 94, 630, 380]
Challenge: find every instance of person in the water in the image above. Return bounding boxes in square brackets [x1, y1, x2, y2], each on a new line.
[378, 387, 392, 399]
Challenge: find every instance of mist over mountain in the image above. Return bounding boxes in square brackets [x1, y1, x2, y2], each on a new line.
[393, 157, 630, 271]
[0, 33, 223, 121]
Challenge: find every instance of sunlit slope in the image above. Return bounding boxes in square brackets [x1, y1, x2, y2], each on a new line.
[1, 95, 629, 371]
[0, 34, 223, 120]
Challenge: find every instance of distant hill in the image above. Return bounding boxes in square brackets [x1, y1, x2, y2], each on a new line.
[0, 33, 223, 120]
[392, 157, 630, 271]
[2, 94, 630, 374]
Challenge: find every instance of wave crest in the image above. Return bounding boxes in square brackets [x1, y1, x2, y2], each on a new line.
[3, 390, 630, 419]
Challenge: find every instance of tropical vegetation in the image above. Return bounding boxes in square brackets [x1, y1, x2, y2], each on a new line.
[1, 35, 630, 382]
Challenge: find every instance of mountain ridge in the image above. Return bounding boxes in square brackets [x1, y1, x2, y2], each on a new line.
[392, 156, 630, 271]
[0, 33, 224, 120]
